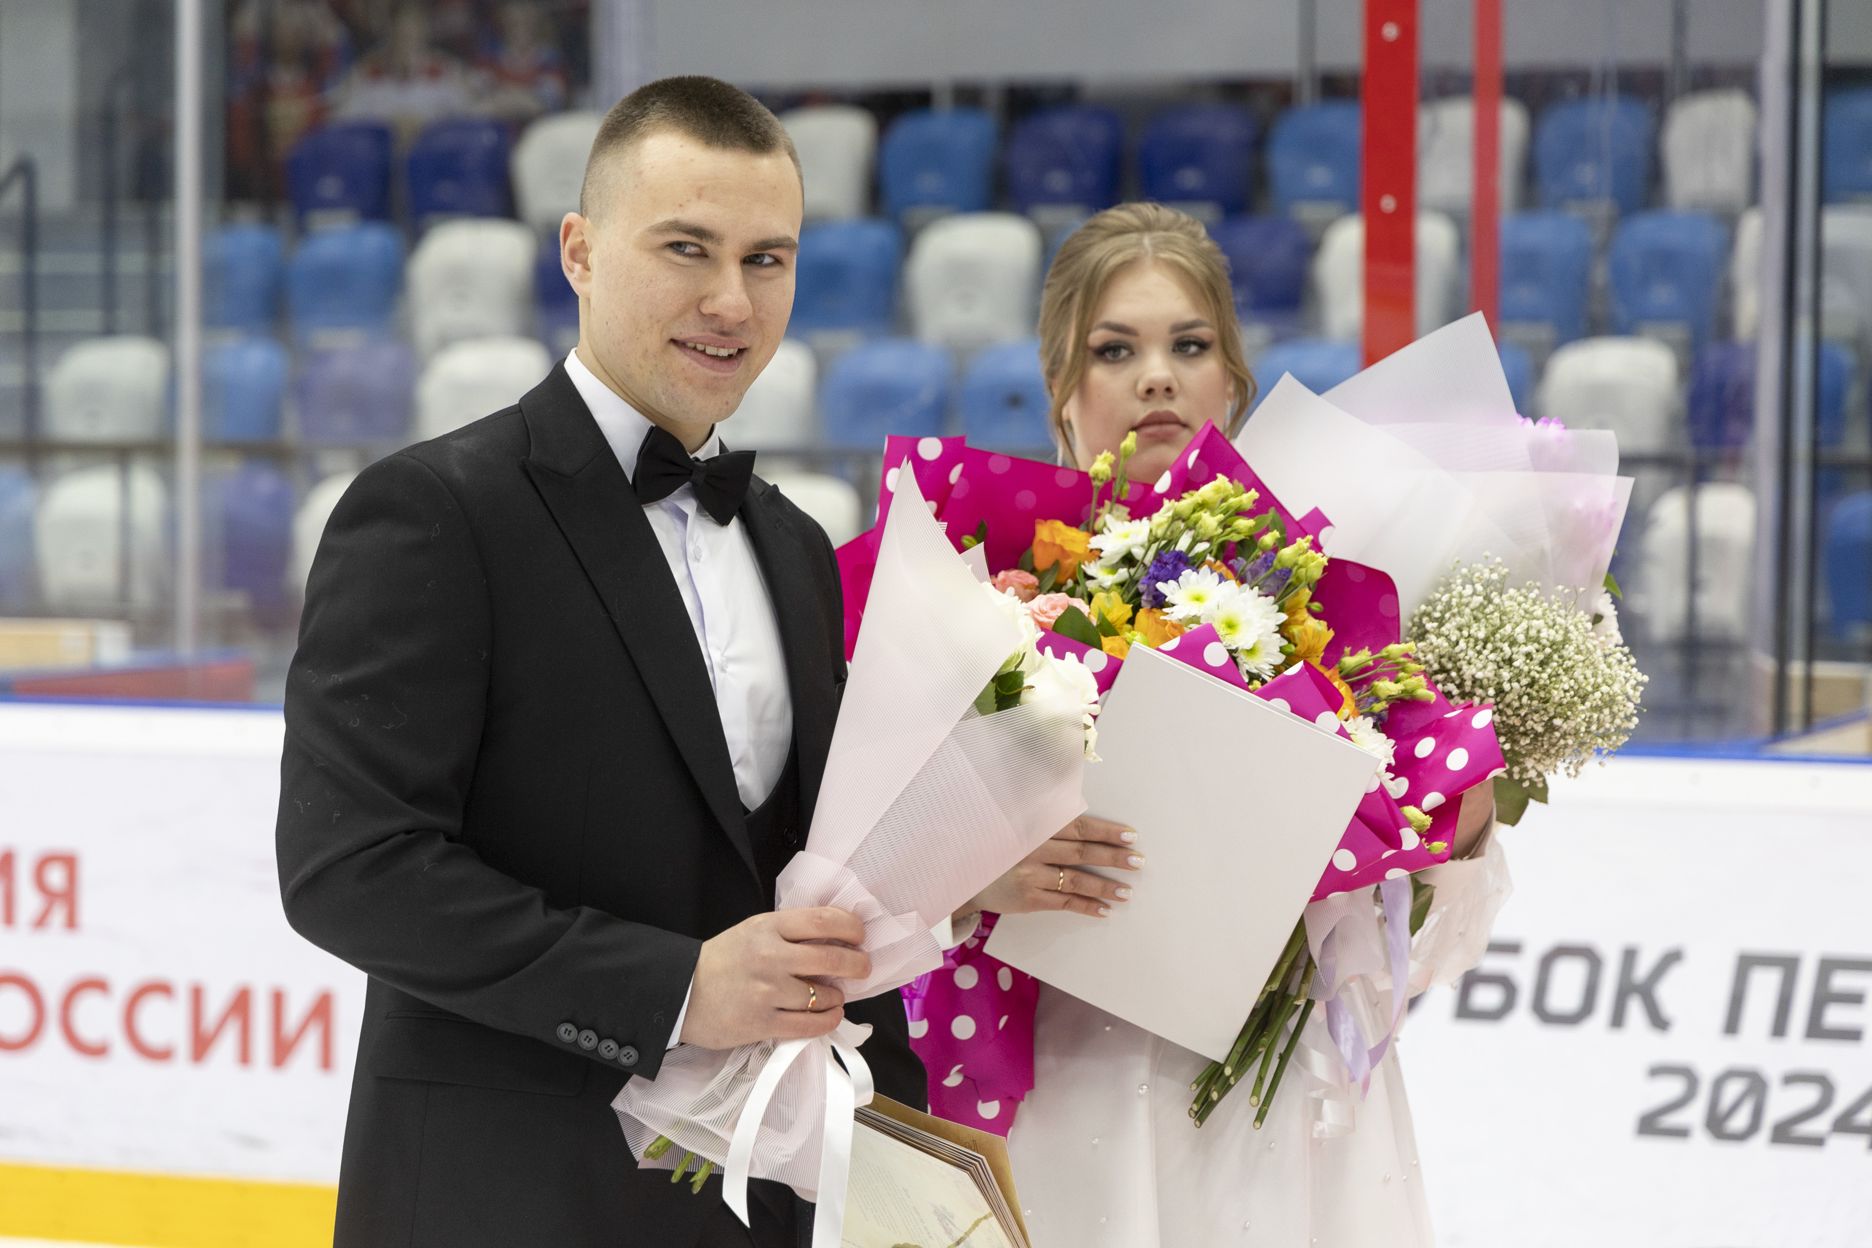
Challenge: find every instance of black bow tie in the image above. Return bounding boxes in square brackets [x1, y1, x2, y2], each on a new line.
[632, 424, 756, 525]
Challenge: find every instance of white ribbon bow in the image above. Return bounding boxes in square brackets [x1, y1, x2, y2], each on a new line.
[724, 1018, 875, 1248]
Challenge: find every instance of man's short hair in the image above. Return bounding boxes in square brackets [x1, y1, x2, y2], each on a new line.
[578, 75, 801, 218]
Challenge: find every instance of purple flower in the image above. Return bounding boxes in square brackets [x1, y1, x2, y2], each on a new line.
[1141, 549, 1194, 608]
[1243, 550, 1276, 583]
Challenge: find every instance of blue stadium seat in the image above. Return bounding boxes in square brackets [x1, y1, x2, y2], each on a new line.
[1534, 96, 1655, 220]
[1687, 340, 1853, 454]
[1823, 88, 1872, 204]
[0, 467, 36, 609]
[957, 339, 1052, 450]
[791, 218, 904, 339]
[285, 223, 404, 341]
[1824, 491, 1872, 638]
[406, 118, 515, 226]
[202, 336, 288, 442]
[1138, 104, 1259, 219]
[879, 108, 998, 224]
[204, 224, 285, 333]
[1004, 106, 1124, 217]
[536, 235, 579, 354]
[296, 342, 416, 446]
[1210, 215, 1311, 323]
[1249, 338, 1363, 410]
[206, 460, 295, 618]
[819, 339, 951, 447]
[1267, 102, 1361, 226]
[1607, 210, 1729, 355]
[1499, 211, 1595, 350]
[285, 121, 394, 227]
[1498, 341, 1535, 415]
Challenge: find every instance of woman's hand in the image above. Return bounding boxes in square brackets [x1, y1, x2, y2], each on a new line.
[959, 815, 1141, 920]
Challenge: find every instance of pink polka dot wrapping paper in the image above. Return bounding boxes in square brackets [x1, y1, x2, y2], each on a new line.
[833, 428, 1505, 1135]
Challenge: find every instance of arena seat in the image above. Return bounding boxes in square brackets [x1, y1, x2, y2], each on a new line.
[1137, 103, 1259, 221]
[1248, 339, 1363, 411]
[879, 107, 998, 227]
[296, 341, 416, 446]
[1209, 214, 1311, 329]
[285, 121, 394, 228]
[512, 110, 603, 235]
[957, 338, 1052, 451]
[35, 463, 169, 611]
[1005, 105, 1124, 223]
[202, 335, 288, 442]
[1662, 89, 1757, 214]
[791, 218, 904, 342]
[407, 218, 537, 358]
[1822, 87, 1872, 205]
[903, 212, 1043, 352]
[46, 336, 168, 442]
[414, 337, 552, 441]
[1607, 210, 1730, 360]
[1534, 96, 1655, 223]
[782, 104, 877, 221]
[1419, 96, 1530, 219]
[818, 338, 952, 448]
[1499, 211, 1596, 357]
[290, 471, 358, 597]
[1822, 491, 1872, 639]
[1313, 212, 1461, 341]
[406, 117, 515, 226]
[204, 223, 285, 333]
[1537, 336, 1680, 453]
[1637, 483, 1755, 643]
[1267, 101, 1361, 234]
[728, 339, 818, 451]
[286, 222, 404, 344]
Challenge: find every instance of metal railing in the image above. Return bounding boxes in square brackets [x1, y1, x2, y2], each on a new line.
[1, 155, 40, 463]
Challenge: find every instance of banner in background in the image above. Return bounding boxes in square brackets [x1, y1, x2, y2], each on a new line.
[0, 703, 358, 1246]
[1406, 754, 1872, 1248]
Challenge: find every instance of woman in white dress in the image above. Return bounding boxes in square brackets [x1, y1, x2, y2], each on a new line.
[925, 203, 1512, 1246]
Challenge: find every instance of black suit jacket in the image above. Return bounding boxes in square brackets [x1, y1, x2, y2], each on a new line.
[276, 363, 924, 1247]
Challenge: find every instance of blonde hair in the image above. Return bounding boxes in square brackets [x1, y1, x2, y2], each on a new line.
[1037, 203, 1256, 459]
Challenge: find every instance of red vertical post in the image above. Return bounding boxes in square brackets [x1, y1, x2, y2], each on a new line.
[1362, 0, 1419, 366]
[1471, 0, 1503, 328]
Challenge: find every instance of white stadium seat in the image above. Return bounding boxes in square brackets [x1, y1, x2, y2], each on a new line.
[1663, 89, 1757, 215]
[408, 219, 538, 358]
[1732, 205, 1872, 351]
[290, 471, 358, 596]
[1537, 336, 1680, 452]
[1313, 212, 1462, 341]
[904, 211, 1043, 353]
[512, 110, 604, 236]
[1637, 483, 1756, 643]
[728, 339, 819, 451]
[782, 104, 877, 221]
[415, 336, 553, 442]
[36, 462, 169, 611]
[760, 468, 865, 546]
[46, 336, 169, 442]
[1418, 96, 1531, 218]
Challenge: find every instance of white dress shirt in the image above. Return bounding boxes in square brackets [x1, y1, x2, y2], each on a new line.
[565, 350, 795, 1047]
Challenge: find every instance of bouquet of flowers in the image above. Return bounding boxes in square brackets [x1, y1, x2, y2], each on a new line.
[612, 471, 1097, 1248]
[838, 421, 1506, 1136]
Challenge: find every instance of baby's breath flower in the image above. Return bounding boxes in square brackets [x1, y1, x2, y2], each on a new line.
[1408, 562, 1647, 785]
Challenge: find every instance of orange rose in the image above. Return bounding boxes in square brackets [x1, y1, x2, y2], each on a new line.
[1133, 607, 1186, 648]
[1032, 519, 1092, 579]
[1287, 616, 1335, 669]
[1100, 633, 1132, 660]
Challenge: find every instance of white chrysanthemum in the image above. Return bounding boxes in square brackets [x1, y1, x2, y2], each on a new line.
[1409, 562, 1647, 785]
[1345, 714, 1397, 768]
[1202, 585, 1285, 679]
[1027, 650, 1103, 760]
[1588, 588, 1623, 646]
[1090, 516, 1152, 564]
[1080, 556, 1128, 592]
[1161, 567, 1228, 621]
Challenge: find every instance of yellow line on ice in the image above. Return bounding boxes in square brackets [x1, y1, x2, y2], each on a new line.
[0, 1163, 334, 1247]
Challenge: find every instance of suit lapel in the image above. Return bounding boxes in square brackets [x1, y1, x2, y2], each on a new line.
[517, 365, 758, 883]
[739, 479, 839, 829]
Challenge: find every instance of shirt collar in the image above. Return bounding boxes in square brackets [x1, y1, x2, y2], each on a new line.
[564, 349, 721, 487]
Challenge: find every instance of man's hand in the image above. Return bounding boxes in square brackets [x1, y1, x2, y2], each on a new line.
[960, 814, 1140, 920]
[677, 907, 871, 1050]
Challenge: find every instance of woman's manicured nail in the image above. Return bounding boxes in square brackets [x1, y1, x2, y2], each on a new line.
[1120, 829, 1139, 844]
[1127, 854, 1146, 869]
[1097, 905, 1113, 917]
[1115, 886, 1133, 900]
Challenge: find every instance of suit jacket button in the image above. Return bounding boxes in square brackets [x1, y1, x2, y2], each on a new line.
[618, 1044, 640, 1068]
[556, 1022, 578, 1044]
[598, 1038, 620, 1060]
[577, 1028, 599, 1051]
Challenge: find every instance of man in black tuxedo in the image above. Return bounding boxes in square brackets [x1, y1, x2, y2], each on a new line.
[276, 76, 924, 1247]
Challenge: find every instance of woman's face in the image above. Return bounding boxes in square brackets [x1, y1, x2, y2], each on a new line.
[1057, 259, 1232, 486]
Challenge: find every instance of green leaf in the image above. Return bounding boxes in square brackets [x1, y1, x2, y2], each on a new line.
[1049, 605, 1103, 648]
[972, 684, 998, 717]
[1095, 612, 1120, 637]
[1409, 877, 1437, 936]
[1603, 569, 1623, 600]
[1036, 563, 1060, 594]
[1491, 773, 1549, 827]
[1018, 548, 1036, 574]
[995, 669, 1026, 697]
[962, 519, 989, 551]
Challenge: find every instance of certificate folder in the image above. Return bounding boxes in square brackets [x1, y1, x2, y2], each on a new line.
[842, 1094, 1030, 1248]
[985, 644, 1378, 1061]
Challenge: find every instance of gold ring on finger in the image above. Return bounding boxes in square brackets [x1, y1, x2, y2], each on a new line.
[1055, 866, 1067, 893]
[807, 984, 818, 1012]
